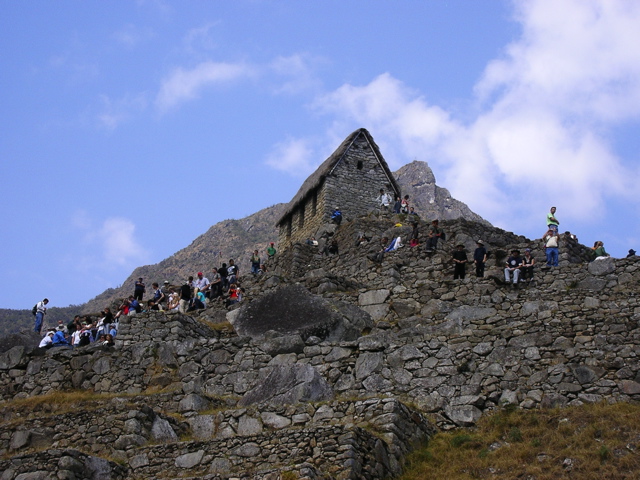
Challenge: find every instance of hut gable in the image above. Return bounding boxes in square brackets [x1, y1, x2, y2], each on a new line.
[276, 128, 400, 248]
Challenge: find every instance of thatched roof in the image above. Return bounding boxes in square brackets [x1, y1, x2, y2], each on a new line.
[276, 128, 400, 226]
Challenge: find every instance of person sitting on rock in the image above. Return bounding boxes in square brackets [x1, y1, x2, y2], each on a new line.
[128, 295, 141, 315]
[267, 242, 277, 259]
[591, 241, 609, 260]
[370, 237, 389, 263]
[331, 207, 343, 225]
[226, 283, 240, 307]
[151, 282, 165, 305]
[504, 249, 523, 286]
[166, 289, 180, 310]
[39, 331, 55, 349]
[187, 289, 206, 311]
[52, 326, 70, 347]
[520, 248, 536, 282]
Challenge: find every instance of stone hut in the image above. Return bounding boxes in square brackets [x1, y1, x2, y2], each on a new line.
[276, 128, 400, 248]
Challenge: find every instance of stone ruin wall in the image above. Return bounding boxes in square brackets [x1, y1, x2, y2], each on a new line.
[1, 214, 639, 479]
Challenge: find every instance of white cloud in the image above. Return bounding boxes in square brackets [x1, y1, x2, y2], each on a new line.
[269, 54, 323, 94]
[268, 0, 640, 234]
[265, 137, 315, 176]
[112, 24, 155, 48]
[155, 61, 254, 111]
[71, 211, 149, 269]
[99, 218, 147, 265]
[97, 93, 148, 130]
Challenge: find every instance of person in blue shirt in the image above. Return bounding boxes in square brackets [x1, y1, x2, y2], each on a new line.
[331, 207, 342, 225]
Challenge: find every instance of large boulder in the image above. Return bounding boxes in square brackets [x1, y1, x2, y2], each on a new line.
[239, 363, 334, 407]
[230, 285, 372, 341]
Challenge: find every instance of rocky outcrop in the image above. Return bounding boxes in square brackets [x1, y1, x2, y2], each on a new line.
[230, 284, 373, 341]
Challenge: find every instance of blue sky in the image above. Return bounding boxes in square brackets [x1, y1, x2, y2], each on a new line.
[2, 0, 639, 310]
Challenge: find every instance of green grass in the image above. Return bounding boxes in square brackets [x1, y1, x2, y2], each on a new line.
[399, 402, 640, 480]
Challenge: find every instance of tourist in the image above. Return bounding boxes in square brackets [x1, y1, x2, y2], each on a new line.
[520, 248, 536, 282]
[392, 195, 401, 214]
[227, 259, 239, 285]
[193, 272, 210, 295]
[426, 220, 443, 252]
[592, 241, 609, 260]
[134, 277, 145, 301]
[331, 207, 343, 225]
[179, 278, 193, 313]
[376, 189, 392, 212]
[504, 249, 523, 286]
[452, 244, 468, 279]
[628, 249, 637, 258]
[546, 207, 560, 233]
[267, 242, 277, 259]
[152, 282, 165, 305]
[543, 229, 560, 267]
[209, 268, 222, 299]
[38, 331, 54, 349]
[473, 240, 487, 277]
[33, 298, 48, 334]
[401, 194, 410, 214]
[250, 250, 261, 275]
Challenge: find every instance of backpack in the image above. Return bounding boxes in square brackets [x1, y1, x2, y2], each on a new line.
[32, 304, 37, 316]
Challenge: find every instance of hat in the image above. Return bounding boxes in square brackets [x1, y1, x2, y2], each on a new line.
[57, 325, 65, 331]
[476, 240, 484, 245]
[525, 248, 531, 252]
[629, 249, 636, 255]
[164, 280, 169, 284]
[47, 331, 54, 336]
[197, 272, 203, 276]
[270, 242, 274, 245]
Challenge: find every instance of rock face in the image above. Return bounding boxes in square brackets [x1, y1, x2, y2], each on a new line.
[239, 363, 334, 406]
[395, 160, 488, 224]
[231, 284, 373, 341]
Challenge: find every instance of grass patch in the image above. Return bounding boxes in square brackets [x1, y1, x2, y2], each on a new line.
[399, 402, 640, 480]
[200, 319, 235, 333]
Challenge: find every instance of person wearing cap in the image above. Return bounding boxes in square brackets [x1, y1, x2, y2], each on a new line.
[542, 229, 560, 267]
[473, 240, 487, 277]
[193, 272, 210, 293]
[134, 277, 145, 301]
[521, 248, 536, 282]
[38, 331, 55, 349]
[267, 242, 277, 259]
[452, 244, 468, 279]
[628, 249, 637, 258]
[504, 249, 523, 286]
